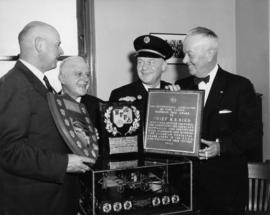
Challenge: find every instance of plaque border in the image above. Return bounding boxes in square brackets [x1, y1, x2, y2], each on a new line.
[144, 89, 204, 157]
[47, 93, 98, 160]
[99, 101, 144, 157]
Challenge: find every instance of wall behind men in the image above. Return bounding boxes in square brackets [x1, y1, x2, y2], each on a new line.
[0, 0, 78, 92]
[235, 0, 269, 161]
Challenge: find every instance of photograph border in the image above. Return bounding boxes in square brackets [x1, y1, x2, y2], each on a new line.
[150, 33, 186, 64]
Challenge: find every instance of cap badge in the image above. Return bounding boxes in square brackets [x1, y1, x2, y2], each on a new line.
[144, 36, 150, 44]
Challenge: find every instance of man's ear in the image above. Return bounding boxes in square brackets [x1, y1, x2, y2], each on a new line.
[34, 37, 44, 53]
[162, 60, 167, 72]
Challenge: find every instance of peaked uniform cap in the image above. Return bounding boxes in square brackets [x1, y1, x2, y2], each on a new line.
[134, 34, 174, 60]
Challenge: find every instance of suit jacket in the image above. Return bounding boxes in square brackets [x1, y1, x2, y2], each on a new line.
[0, 61, 80, 215]
[175, 66, 262, 209]
[109, 80, 171, 127]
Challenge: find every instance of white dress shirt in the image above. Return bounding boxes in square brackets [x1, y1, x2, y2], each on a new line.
[19, 59, 47, 88]
[198, 64, 218, 105]
[142, 83, 161, 91]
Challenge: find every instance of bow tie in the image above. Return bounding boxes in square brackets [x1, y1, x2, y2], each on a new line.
[194, 76, 210, 85]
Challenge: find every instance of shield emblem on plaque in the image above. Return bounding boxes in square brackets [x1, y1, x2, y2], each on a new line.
[47, 93, 99, 162]
[99, 101, 143, 156]
[104, 105, 140, 136]
[112, 107, 133, 128]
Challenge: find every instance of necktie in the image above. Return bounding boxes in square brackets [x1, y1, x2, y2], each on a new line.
[194, 76, 210, 85]
[43, 75, 57, 94]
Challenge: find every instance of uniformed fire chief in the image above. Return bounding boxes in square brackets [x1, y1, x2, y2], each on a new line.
[109, 34, 174, 127]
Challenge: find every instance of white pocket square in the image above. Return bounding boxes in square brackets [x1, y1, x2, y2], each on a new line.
[219, 109, 232, 114]
[119, 96, 136, 102]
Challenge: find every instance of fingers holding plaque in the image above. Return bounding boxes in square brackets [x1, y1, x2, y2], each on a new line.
[47, 93, 99, 162]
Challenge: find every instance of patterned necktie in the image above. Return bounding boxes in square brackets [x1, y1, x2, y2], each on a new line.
[43, 75, 57, 94]
[194, 76, 210, 85]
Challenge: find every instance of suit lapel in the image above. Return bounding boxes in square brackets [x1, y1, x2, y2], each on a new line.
[136, 81, 148, 98]
[16, 61, 48, 98]
[204, 67, 226, 117]
[181, 77, 198, 90]
[190, 78, 198, 90]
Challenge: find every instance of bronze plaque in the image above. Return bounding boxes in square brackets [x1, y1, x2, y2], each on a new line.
[144, 90, 204, 157]
[47, 93, 99, 162]
[99, 101, 143, 156]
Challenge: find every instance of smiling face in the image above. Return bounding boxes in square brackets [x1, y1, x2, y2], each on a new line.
[59, 57, 90, 100]
[136, 57, 166, 87]
[182, 34, 218, 78]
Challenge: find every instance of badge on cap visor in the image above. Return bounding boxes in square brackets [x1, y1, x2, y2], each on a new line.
[144, 36, 150, 44]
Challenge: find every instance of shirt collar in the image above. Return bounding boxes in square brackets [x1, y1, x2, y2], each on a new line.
[60, 90, 82, 103]
[76, 97, 82, 102]
[208, 64, 218, 84]
[142, 82, 161, 91]
[19, 59, 45, 85]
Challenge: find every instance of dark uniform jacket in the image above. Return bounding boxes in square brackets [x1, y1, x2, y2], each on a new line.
[81, 94, 103, 131]
[109, 80, 171, 128]
[0, 61, 80, 215]
[175, 66, 262, 211]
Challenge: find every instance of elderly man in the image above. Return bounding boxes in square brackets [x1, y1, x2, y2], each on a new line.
[109, 34, 174, 127]
[171, 27, 262, 215]
[58, 56, 103, 128]
[0, 21, 93, 215]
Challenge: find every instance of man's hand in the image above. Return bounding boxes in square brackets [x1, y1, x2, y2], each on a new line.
[199, 139, 220, 160]
[66, 154, 95, 173]
[165, 84, 181, 91]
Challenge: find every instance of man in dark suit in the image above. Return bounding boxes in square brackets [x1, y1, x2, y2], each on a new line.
[109, 34, 174, 126]
[172, 27, 262, 215]
[0, 21, 94, 215]
[58, 56, 103, 129]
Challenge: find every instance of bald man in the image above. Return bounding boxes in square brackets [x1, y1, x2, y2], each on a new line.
[59, 56, 103, 130]
[0, 21, 93, 215]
